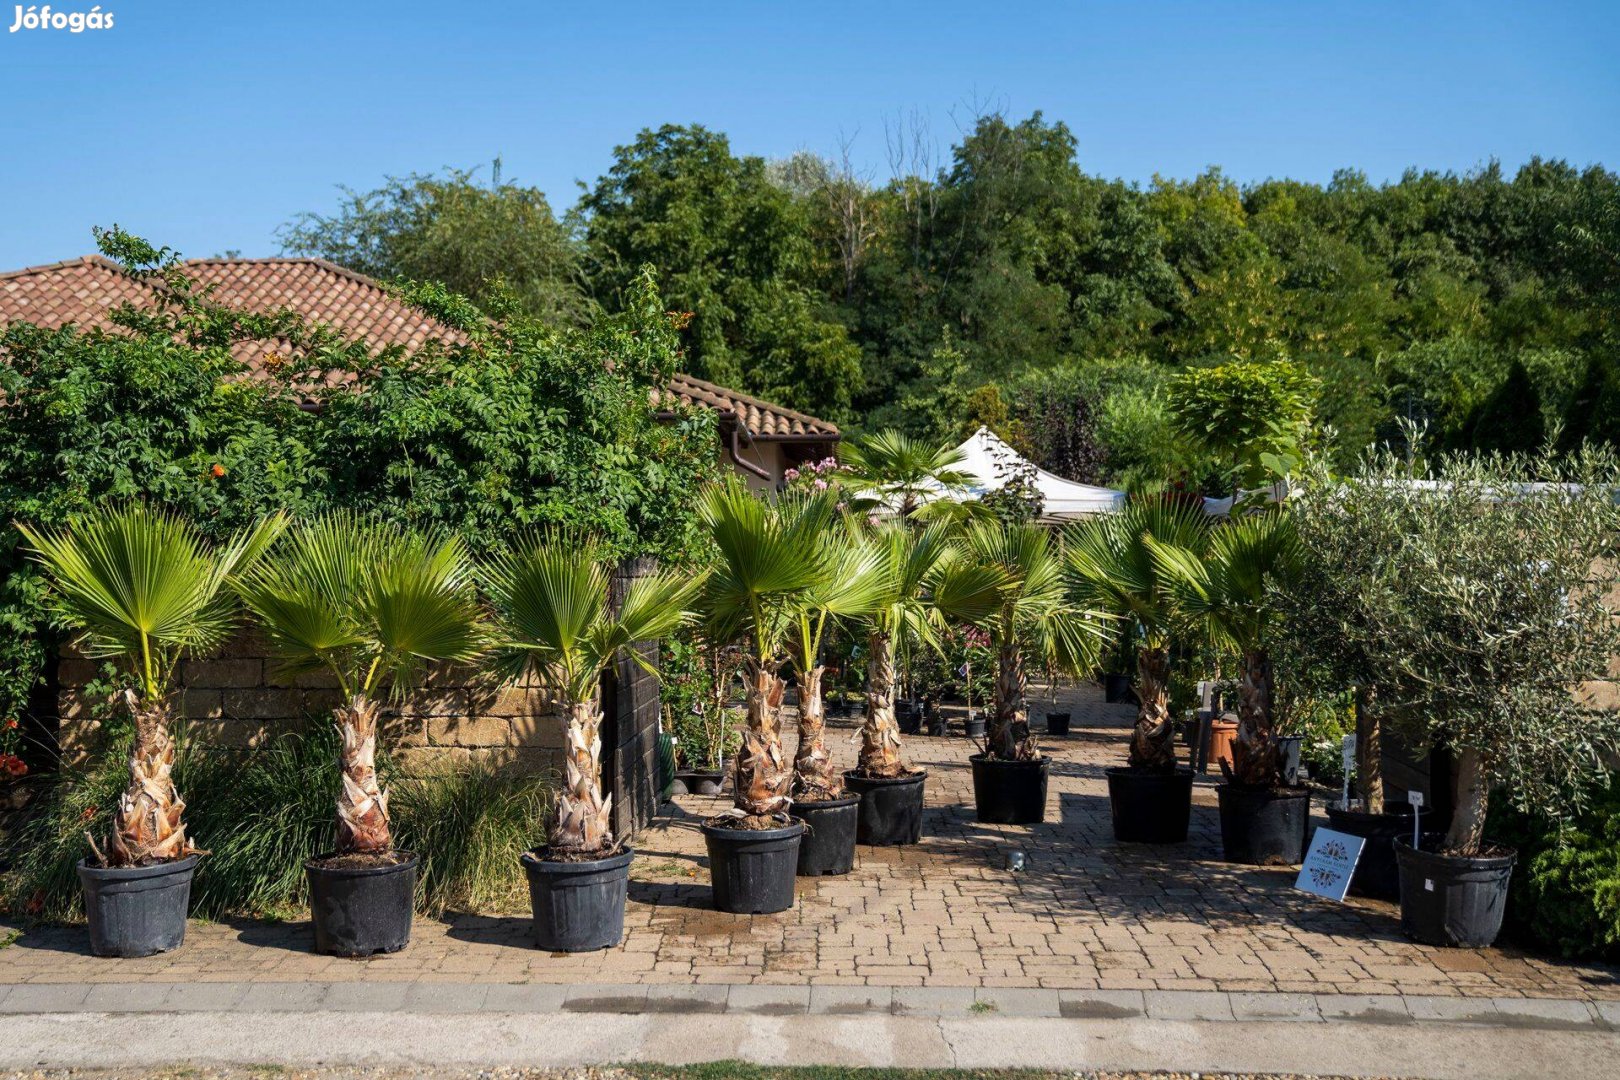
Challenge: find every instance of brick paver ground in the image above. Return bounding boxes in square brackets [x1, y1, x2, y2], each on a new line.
[4, 685, 1618, 1002]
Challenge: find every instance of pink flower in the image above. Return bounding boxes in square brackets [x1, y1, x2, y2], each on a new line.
[867, 514, 881, 527]
[813, 479, 828, 491]
[784, 468, 800, 481]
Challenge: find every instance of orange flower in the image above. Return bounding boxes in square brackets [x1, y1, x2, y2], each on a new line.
[210, 463, 226, 478]
[3, 717, 16, 729]
[80, 804, 97, 822]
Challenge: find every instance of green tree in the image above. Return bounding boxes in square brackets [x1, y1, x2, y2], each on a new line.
[1464, 359, 1545, 453]
[1166, 357, 1319, 498]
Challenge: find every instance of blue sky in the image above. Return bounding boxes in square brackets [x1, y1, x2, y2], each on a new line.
[1, 0, 1615, 267]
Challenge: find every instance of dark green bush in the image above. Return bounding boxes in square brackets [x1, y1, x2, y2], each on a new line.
[0, 723, 548, 921]
[1488, 782, 1620, 961]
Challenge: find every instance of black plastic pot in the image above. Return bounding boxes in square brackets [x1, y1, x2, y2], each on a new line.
[77, 853, 199, 958]
[1045, 711, 1071, 737]
[520, 846, 633, 952]
[897, 702, 922, 736]
[927, 712, 948, 737]
[1216, 784, 1311, 865]
[306, 851, 418, 956]
[1103, 673, 1132, 703]
[1395, 836, 1516, 948]
[963, 715, 987, 739]
[843, 769, 926, 845]
[1326, 803, 1415, 900]
[970, 755, 1050, 825]
[702, 821, 803, 913]
[1105, 766, 1194, 844]
[793, 796, 859, 876]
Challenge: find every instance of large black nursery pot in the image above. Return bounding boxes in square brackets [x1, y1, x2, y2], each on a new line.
[843, 769, 926, 845]
[1215, 783, 1311, 865]
[970, 755, 1049, 825]
[77, 853, 199, 958]
[1045, 711, 1071, 737]
[1105, 766, 1194, 843]
[703, 820, 803, 913]
[306, 851, 418, 956]
[793, 795, 859, 876]
[1325, 802, 1415, 900]
[520, 846, 633, 952]
[1395, 835, 1516, 948]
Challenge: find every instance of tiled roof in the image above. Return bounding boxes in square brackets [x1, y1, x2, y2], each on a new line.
[0, 256, 837, 440]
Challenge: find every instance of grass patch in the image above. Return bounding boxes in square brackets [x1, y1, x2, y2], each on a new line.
[968, 1000, 998, 1014]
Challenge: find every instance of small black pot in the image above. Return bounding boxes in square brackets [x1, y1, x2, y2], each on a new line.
[927, 712, 948, 737]
[306, 851, 418, 956]
[520, 846, 633, 952]
[963, 715, 987, 739]
[703, 821, 803, 913]
[1325, 803, 1415, 900]
[793, 795, 860, 876]
[843, 769, 926, 845]
[77, 853, 199, 958]
[1216, 784, 1311, 865]
[1045, 711, 1071, 737]
[1395, 836, 1516, 948]
[970, 755, 1050, 825]
[897, 704, 922, 736]
[1103, 673, 1132, 704]
[1105, 766, 1194, 844]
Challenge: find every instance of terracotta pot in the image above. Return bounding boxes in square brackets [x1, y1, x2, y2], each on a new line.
[1208, 719, 1239, 772]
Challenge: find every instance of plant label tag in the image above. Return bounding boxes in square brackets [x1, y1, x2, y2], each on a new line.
[1424, 879, 1435, 892]
[1341, 734, 1357, 807]
[1408, 791, 1424, 808]
[1295, 827, 1366, 902]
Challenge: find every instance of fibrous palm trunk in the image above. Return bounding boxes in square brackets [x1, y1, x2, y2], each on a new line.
[734, 661, 792, 818]
[793, 665, 842, 800]
[1444, 747, 1488, 857]
[102, 690, 197, 867]
[989, 640, 1037, 761]
[335, 695, 392, 856]
[857, 629, 908, 778]
[1231, 650, 1279, 787]
[1355, 685, 1385, 813]
[1127, 645, 1175, 771]
[552, 697, 613, 854]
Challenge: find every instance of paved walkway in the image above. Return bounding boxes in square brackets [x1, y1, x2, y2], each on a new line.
[4, 685, 1618, 1005]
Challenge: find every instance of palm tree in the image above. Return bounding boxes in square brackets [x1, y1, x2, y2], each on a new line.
[698, 479, 832, 819]
[779, 495, 886, 801]
[1065, 500, 1210, 771]
[1147, 510, 1304, 787]
[843, 430, 975, 518]
[940, 521, 1107, 760]
[484, 532, 700, 855]
[234, 513, 486, 858]
[19, 505, 284, 866]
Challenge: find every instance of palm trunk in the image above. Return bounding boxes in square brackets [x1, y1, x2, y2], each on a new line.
[1231, 650, 1278, 786]
[1444, 747, 1488, 857]
[857, 629, 908, 778]
[733, 661, 792, 818]
[335, 695, 392, 856]
[1127, 645, 1174, 771]
[551, 697, 613, 854]
[989, 640, 1036, 761]
[104, 690, 196, 867]
[1355, 685, 1385, 813]
[793, 665, 842, 800]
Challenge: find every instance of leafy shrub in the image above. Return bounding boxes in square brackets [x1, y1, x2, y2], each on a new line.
[0, 723, 548, 921]
[1488, 782, 1620, 961]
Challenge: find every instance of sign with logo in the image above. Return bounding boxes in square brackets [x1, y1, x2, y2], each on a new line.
[1294, 827, 1365, 902]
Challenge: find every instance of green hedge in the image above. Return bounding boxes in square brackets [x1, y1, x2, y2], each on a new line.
[1488, 781, 1620, 961]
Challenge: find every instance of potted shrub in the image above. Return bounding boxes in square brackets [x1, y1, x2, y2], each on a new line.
[1319, 448, 1620, 947]
[1067, 500, 1210, 843]
[941, 521, 1103, 824]
[661, 628, 742, 794]
[695, 480, 831, 913]
[19, 505, 283, 957]
[843, 521, 973, 845]
[484, 532, 697, 950]
[234, 513, 487, 956]
[780, 495, 885, 876]
[1150, 509, 1310, 864]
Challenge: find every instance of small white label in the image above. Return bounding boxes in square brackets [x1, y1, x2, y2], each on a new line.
[1408, 791, 1425, 808]
[1341, 733, 1357, 771]
[1424, 879, 1435, 892]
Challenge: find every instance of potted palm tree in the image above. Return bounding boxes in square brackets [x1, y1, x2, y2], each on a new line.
[696, 479, 830, 913]
[842, 429, 975, 519]
[780, 495, 885, 876]
[484, 532, 698, 950]
[1149, 510, 1310, 864]
[843, 521, 982, 844]
[19, 505, 283, 957]
[941, 521, 1105, 824]
[234, 513, 487, 956]
[1066, 499, 1210, 843]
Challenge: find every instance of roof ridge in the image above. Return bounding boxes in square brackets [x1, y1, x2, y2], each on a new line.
[668, 372, 837, 430]
[0, 254, 123, 283]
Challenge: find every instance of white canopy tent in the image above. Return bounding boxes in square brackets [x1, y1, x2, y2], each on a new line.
[922, 426, 1127, 521]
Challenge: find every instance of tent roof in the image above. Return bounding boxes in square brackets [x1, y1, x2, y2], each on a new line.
[943, 427, 1126, 519]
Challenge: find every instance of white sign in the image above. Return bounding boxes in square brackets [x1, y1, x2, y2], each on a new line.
[1294, 827, 1366, 902]
[1341, 733, 1357, 808]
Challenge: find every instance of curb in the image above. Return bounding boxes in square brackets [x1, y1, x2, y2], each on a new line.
[1, 980, 1615, 1031]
